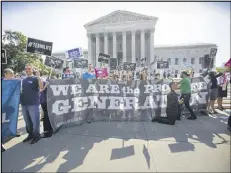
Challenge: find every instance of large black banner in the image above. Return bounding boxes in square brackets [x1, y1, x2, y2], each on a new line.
[44, 56, 64, 69]
[2, 49, 7, 64]
[47, 77, 208, 131]
[74, 59, 88, 68]
[26, 37, 53, 56]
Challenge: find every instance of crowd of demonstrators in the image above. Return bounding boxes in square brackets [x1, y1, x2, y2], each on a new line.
[2, 61, 231, 152]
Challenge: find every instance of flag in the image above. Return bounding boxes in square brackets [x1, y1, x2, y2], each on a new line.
[2, 80, 21, 142]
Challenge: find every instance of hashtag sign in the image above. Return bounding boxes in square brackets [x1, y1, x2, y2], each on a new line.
[28, 42, 33, 47]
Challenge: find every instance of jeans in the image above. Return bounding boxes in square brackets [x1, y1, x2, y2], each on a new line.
[180, 93, 196, 118]
[41, 102, 53, 132]
[21, 105, 40, 137]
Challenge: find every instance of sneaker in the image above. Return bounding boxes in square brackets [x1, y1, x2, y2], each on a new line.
[30, 136, 41, 144]
[41, 132, 53, 138]
[16, 132, 21, 137]
[23, 135, 33, 143]
[187, 117, 197, 120]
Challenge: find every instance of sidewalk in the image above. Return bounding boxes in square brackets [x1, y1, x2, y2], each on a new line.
[2, 110, 231, 172]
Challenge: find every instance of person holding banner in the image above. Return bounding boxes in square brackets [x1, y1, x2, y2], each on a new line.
[2, 69, 15, 152]
[178, 71, 197, 120]
[2, 68, 21, 152]
[20, 64, 43, 144]
[39, 75, 53, 138]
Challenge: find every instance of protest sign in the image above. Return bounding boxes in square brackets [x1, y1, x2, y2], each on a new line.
[44, 56, 64, 69]
[26, 37, 53, 56]
[210, 48, 217, 59]
[98, 53, 110, 64]
[74, 58, 88, 69]
[62, 74, 75, 79]
[2, 49, 7, 64]
[123, 62, 136, 71]
[47, 77, 208, 131]
[66, 48, 83, 62]
[157, 61, 169, 69]
[118, 64, 124, 71]
[95, 68, 108, 78]
[110, 58, 117, 70]
[2, 80, 21, 142]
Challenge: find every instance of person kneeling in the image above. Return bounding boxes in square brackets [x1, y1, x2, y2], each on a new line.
[152, 82, 181, 125]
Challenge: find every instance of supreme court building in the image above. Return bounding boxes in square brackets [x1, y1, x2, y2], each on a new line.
[52, 10, 217, 74]
[84, 10, 158, 69]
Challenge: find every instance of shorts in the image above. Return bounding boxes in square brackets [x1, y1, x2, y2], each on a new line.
[209, 88, 218, 101]
[218, 86, 228, 98]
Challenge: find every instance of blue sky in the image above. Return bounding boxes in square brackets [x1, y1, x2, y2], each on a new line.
[2, 2, 230, 66]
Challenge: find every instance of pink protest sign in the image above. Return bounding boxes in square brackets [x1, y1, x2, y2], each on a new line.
[225, 58, 231, 67]
[95, 68, 108, 78]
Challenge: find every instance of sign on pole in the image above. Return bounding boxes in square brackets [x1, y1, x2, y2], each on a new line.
[157, 61, 169, 69]
[98, 53, 110, 64]
[44, 56, 64, 70]
[2, 49, 7, 64]
[73, 58, 88, 69]
[123, 62, 136, 71]
[26, 37, 53, 56]
[66, 48, 83, 61]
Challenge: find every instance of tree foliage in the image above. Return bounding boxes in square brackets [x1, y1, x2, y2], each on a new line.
[216, 67, 228, 73]
[2, 30, 55, 75]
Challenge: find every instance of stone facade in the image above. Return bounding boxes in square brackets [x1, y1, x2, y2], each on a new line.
[52, 10, 217, 74]
[84, 10, 157, 68]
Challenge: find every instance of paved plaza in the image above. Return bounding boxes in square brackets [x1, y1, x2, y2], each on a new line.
[2, 109, 231, 172]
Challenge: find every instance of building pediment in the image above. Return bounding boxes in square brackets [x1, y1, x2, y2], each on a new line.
[84, 10, 158, 28]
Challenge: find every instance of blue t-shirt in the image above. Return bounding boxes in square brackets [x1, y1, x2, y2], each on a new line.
[82, 72, 96, 80]
[20, 76, 40, 106]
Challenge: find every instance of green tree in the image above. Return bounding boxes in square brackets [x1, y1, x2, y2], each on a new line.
[2, 30, 50, 74]
[216, 67, 227, 73]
